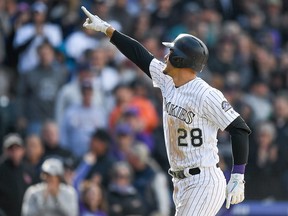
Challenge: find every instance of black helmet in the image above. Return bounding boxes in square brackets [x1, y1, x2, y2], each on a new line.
[162, 34, 209, 72]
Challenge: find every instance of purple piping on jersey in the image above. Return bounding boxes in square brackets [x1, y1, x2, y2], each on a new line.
[232, 164, 245, 174]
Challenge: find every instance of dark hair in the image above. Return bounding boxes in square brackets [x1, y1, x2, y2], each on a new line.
[112, 83, 133, 95]
[91, 129, 111, 143]
[37, 40, 54, 53]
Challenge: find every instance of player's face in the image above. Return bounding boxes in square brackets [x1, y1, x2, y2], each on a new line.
[163, 50, 173, 75]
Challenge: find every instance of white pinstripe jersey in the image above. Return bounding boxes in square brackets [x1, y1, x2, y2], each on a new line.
[149, 58, 239, 171]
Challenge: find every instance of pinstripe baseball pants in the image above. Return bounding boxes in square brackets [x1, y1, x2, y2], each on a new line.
[172, 166, 226, 216]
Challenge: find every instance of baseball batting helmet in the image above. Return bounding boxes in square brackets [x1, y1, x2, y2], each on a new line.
[162, 34, 209, 72]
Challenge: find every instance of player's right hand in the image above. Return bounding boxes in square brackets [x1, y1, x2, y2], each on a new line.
[226, 173, 245, 209]
[81, 6, 111, 33]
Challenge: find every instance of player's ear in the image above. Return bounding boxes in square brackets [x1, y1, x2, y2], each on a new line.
[171, 56, 185, 68]
[172, 56, 184, 64]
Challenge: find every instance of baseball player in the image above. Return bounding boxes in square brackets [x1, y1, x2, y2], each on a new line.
[81, 6, 251, 216]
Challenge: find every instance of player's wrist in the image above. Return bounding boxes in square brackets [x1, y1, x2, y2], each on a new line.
[229, 173, 245, 185]
[106, 26, 115, 38]
[232, 164, 246, 174]
[101, 21, 111, 34]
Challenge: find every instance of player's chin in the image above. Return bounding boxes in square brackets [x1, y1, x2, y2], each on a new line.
[163, 67, 168, 75]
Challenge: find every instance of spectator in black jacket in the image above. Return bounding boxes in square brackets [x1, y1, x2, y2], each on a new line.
[23, 134, 45, 184]
[0, 133, 33, 216]
[107, 161, 144, 216]
[127, 143, 171, 216]
[75, 129, 115, 189]
[41, 120, 77, 167]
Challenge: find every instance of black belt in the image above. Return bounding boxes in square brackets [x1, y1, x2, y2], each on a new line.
[168, 164, 219, 179]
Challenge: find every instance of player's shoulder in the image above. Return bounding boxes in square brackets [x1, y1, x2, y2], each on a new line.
[192, 77, 213, 93]
[202, 85, 227, 107]
[194, 77, 210, 86]
[150, 58, 165, 70]
[194, 78, 224, 100]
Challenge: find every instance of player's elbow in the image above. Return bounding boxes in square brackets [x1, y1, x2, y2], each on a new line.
[225, 116, 251, 135]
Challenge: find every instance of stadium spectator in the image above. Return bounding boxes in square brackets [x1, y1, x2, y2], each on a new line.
[13, 1, 62, 73]
[107, 161, 144, 216]
[79, 181, 108, 216]
[0, 61, 17, 147]
[126, 0, 155, 16]
[22, 157, 78, 216]
[244, 5, 268, 42]
[265, 0, 283, 29]
[46, 0, 80, 38]
[4, 2, 31, 69]
[55, 63, 104, 129]
[234, 32, 255, 88]
[272, 92, 288, 199]
[150, 0, 179, 39]
[246, 121, 282, 200]
[121, 107, 155, 151]
[23, 134, 44, 184]
[88, 47, 120, 111]
[208, 36, 238, 76]
[60, 80, 107, 158]
[167, 2, 203, 41]
[252, 45, 278, 83]
[111, 122, 146, 161]
[0, 0, 11, 38]
[64, 26, 100, 62]
[0, 133, 32, 216]
[127, 143, 171, 216]
[109, 0, 133, 34]
[109, 83, 159, 134]
[17, 41, 67, 135]
[129, 12, 152, 41]
[243, 79, 273, 124]
[73, 129, 115, 189]
[41, 120, 76, 166]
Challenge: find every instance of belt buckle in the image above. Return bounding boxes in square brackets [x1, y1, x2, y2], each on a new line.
[184, 167, 192, 178]
[176, 171, 185, 179]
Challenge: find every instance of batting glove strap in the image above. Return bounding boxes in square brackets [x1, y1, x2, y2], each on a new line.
[81, 6, 111, 33]
[226, 173, 245, 209]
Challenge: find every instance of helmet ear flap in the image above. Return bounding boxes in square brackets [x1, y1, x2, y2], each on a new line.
[170, 56, 190, 68]
[170, 56, 184, 68]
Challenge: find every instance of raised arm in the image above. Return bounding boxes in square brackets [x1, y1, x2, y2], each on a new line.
[81, 6, 154, 77]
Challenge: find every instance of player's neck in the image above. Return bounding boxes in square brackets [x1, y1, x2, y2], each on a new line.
[172, 69, 197, 88]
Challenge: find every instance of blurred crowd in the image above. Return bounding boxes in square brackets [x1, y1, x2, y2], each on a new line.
[0, 0, 288, 215]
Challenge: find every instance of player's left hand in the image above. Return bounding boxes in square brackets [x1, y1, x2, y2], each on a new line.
[226, 173, 245, 209]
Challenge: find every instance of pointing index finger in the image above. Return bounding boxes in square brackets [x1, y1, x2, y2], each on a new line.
[226, 194, 232, 209]
[81, 6, 94, 19]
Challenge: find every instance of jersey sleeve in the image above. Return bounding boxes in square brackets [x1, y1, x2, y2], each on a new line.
[203, 88, 239, 131]
[149, 58, 170, 91]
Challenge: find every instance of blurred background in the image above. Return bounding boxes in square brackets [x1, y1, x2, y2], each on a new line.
[0, 0, 288, 215]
